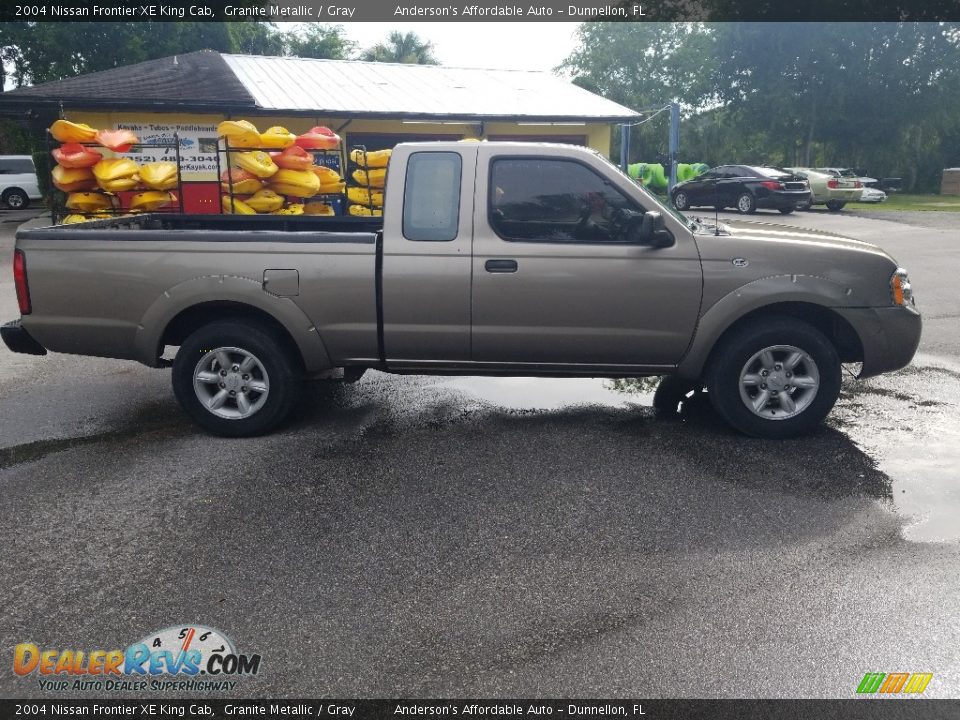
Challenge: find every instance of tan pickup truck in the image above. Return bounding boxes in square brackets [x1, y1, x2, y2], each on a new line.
[3, 142, 921, 438]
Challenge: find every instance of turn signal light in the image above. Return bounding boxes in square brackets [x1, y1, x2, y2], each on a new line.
[891, 268, 913, 307]
[13, 249, 31, 315]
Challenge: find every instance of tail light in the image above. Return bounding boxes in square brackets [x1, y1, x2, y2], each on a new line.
[760, 180, 784, 190]
[827, 178, 839, 189]
[13, 249, 31, 315]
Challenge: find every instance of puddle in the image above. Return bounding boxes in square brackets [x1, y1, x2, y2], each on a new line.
[433, 376, 658, 411]
[835, 356, 960, 544]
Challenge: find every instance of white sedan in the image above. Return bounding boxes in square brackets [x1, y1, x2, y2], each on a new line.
[858, 186, 887, 203]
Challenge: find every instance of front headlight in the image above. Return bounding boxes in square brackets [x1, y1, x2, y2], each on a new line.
[891, 268, 914, 306]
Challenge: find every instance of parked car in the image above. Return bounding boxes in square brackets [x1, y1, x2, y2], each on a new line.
[786, 168, 862, 211]
[3, 142, 921, 440]
[670, 164, 810, 215]
[858, 186, 887, 203]
[816, 167, 878, 187]
[0, 155, 42, 210]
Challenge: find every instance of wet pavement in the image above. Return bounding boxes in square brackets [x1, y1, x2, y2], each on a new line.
[1, 210, 959, 699]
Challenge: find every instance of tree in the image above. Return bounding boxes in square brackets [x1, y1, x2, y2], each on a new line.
[361, 31, 438, 64]
[286, 24, 355, 60]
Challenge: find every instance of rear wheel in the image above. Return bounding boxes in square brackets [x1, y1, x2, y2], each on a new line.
[736, 192, 757, 214]
[706, 317, 841, 438]
[172, 320, 302, 436]
[826, 200, 846, 211]
[672, 191, 691, 211]
[2, 188, 29, 210]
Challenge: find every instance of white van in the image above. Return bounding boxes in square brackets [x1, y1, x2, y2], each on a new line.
[0, 155, 42, 210]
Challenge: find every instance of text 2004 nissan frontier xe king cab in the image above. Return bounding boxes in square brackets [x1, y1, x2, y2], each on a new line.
[3, 142, 921, 438]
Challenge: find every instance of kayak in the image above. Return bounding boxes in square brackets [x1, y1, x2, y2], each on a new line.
[244, 189, 285, 213]
[95, 128, 139, 152]
[268, 168, 320, 197]
[65, 192, 117, 213]
[295, 126, 340, 150]
[52, 143, 102, 169]
[129, 191, 176, 211]
[92, 157, 139, 182]
[349, 148, 391, 168]
[259, 126, 297, 149]
[51, 166, 98, 193]
[220, 168, 263, 195]
[217, 120, 261, 148]
[271, 146, 314, 171]
[304, 202, 335, 216]
[347, 186, 384, 207]
[50, 119, 97, 143]
[139, 162, 178, 191]
[222, 195, 256, 214]
[348, 205, 382, 217]
[351, 168, 386, 188]
[235, 151, 279, 178]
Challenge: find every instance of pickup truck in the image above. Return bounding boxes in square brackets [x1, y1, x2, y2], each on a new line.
[3, 142, 921, 438]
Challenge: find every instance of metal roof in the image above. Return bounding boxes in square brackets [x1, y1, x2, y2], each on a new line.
[222, 55, 640, 122]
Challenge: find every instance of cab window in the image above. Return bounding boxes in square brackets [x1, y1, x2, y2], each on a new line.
[489, 157, 645, 243]
[402, 151, 461, 242]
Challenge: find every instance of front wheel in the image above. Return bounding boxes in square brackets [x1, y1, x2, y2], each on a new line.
[672, 191, 691, 211]
[172, 320, 302, 436]
[706, 317, 841, 438]
[736, 192, 757, 214]
[825, 200, 846, 211]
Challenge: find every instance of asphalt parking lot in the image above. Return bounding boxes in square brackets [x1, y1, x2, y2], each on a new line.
[1, 206, 958, 699]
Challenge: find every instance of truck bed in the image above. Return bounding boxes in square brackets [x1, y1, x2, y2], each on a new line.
[21, 213, 383, 243]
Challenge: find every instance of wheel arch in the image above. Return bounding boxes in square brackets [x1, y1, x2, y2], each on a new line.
[133, 275, 332, 373]
[678, 285, 865, 381]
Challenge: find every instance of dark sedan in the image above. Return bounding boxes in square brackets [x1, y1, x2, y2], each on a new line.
[671, 165, 811, 215]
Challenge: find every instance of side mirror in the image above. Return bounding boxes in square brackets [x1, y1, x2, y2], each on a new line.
[632, 211, 673, 248]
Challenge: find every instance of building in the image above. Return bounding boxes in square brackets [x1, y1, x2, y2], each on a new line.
[0, 50, 640, 213]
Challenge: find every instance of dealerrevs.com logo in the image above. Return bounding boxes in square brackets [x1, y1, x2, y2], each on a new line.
[856, 672, 934, 695]
[13, 625, 261, 692]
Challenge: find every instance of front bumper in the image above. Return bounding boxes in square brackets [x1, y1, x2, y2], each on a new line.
[1, 319, 47, 356]
[835, 305, 922, 379]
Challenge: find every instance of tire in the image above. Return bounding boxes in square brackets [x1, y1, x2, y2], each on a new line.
[825, 200, 846, 211]
[705, 317, 841, 439]
[672, 191, 690, 211]
[653, 376, 703, 414]
[796, 200, 812, 211]
[736, 192, 757, 214]
[2, 188, 29, 210]
[172, 320, 302, 437]
[778, 207, 795, 215]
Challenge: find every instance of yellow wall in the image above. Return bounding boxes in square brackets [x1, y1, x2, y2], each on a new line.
[69, 110, 613, 179]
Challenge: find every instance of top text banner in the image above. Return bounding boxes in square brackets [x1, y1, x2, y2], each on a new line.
[3, 0, 958, 22]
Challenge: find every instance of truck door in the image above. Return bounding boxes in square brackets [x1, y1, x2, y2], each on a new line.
[470, 147, 702, 369]
[380, 145, 477, 364]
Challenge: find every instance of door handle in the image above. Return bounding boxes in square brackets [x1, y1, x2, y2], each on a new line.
[485, 259, 518, 273]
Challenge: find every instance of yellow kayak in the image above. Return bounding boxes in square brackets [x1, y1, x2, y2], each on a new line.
[318, 180, 346, 195]
[348, 205, 382, 217]
[66, 192, 116, 213]
[51, 166, 98, 193]
[139, 162, 178, 191]
[222, 195, 256, 215]
[129, 191, 176, 212]
[311, 165, 342, 184]
[234, 151, 278, 179]
[350, 148, 391, 168]
[220, 168, 263, 195]
[351, 168, 386, 188]
[347, 186, 384, 207]
[244, 189, 285, 213]
[218, 120, 261, 148]
[50, 119, 97, 143]
[268, 168, 321, 198]
[304, 202, 335, 216]
[272, 204, 305, 216]
[98, 176, 140, 192]
[259, 126, 297, 149]
[92, 157, 138, 182]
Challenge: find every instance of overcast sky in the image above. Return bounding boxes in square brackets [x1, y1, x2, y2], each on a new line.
[298, 22, 582, 73]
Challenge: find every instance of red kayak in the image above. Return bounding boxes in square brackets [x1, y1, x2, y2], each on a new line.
[294, 126, 340, 150]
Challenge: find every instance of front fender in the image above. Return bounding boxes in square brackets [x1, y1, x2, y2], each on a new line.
[133, 274, 333, 373]
[676, 274, 855, 380]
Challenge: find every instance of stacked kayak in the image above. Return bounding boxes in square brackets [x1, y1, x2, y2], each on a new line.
[217, 120, 345, 215]
[627, 162, 710, 191]
[49, 120, 179, 222]
[346, 147, 390, 217]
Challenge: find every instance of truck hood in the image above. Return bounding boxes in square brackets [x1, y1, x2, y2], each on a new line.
[689, 217, 900, 308]
[690, 217, 892, 260]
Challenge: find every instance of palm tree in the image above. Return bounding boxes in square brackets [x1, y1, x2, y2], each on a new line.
[361, 31, 438, 65]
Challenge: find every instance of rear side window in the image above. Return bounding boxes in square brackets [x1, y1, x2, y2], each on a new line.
[0, 158, 35, 174]
[402, 151, 462, 242]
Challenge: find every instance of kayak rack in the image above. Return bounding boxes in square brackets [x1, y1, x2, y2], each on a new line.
[345, 145, 387, 219]
[46, 129, 185, 226]
[216, 136, 347, 216]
